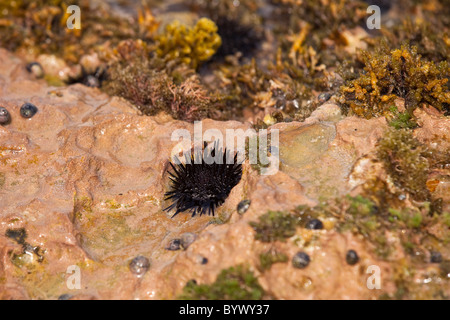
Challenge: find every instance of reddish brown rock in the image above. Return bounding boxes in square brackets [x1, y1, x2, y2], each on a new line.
[0, 49, 447, 300]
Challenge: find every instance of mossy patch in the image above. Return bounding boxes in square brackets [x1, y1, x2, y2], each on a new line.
[388, 106, 418, 130]
[104, 54, 212, 121]
[156, 18, 221, 69]
[376, 128, 429, 200]
[179, 265, 265, 300]
[339, 44, 450, 118]
[249, 211, 299, 242]
[258, 250, 288, 271]
[0, 0, 155, 64]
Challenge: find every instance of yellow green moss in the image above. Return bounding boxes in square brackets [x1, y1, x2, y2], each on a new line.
[249, 211, 299, 242]
[339, 44, 450, 118]
[156, 18, 222, 69]
[388, 106, 418, 130]
[259, 250, 288, 271]
[376, 128, 430, 200]
[179, 265, 265, 300]
[0, 0, 152, 64]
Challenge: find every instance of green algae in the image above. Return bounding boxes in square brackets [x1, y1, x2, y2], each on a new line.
[249, 211, 299, 243]
[388, 106, 418, 130]
[179, 265, 265, 300]
[376, 128, 430, 201]
[258, 250, 288, 271]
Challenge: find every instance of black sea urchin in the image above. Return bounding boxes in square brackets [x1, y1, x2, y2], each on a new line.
[164, 143, 242, 217]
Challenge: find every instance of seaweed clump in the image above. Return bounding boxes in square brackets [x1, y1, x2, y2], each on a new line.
[179, 265, 265, 300]
[387, 106, 418, 130]
[211, 54, 320, 122]
[104, 41, 213, 121]
[274, 0, 367, 34]
[259, 250, 288, 271]
[249, 210, 299, 242]
[372, 19, 450, 64]
[188, 0, 264, 59]
[155, 18, 222, 69]
[339, 44, 450, 118]
[376, 128, 430, 201]
[324, 195, 449, 263]
[0, 0, 157, 64]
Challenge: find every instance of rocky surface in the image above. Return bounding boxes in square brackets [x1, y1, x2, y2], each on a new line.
[0, 49, 448, 299]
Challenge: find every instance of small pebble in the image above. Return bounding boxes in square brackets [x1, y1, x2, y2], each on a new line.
[292, 252, 310, 269]
[84, 75, 100, 88]
[197, 255, 208, 265]
[305, 218, 323, 230]
[25, 62, 44, 78]
[346, 249, 359, 265]
[20, 103, 38, 119]
[430, 251, 442, 263]
[129, 255, 150, 277]
[0, 107, 11, 125]
[166, 238, 181, 251]
[318, 92, 332, 104]
[237, 200, 251, 215]
[180, 232, 197, 250]
[58, 294, 73, 300]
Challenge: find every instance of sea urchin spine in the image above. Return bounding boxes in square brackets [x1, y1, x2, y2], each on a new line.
[164, 143, 242, 217]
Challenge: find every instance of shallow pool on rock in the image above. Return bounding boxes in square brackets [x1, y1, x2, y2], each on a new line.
[279, 122, 357, 199]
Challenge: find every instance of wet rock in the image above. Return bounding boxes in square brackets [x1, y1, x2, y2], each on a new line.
[25, 62, 44, 78]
